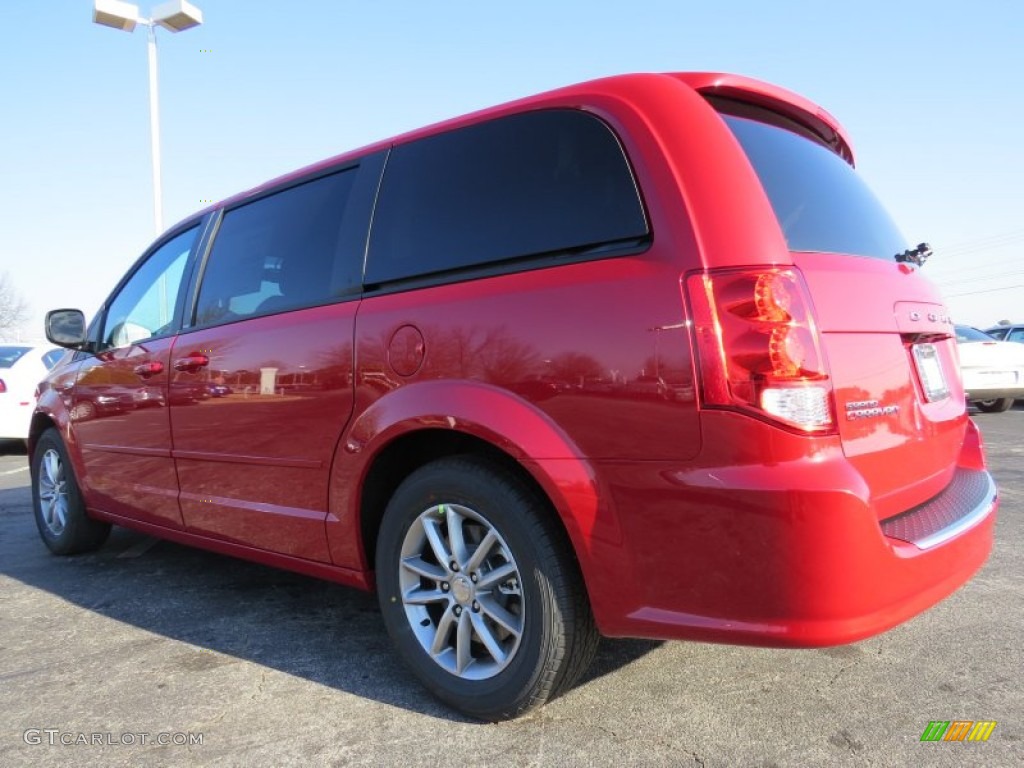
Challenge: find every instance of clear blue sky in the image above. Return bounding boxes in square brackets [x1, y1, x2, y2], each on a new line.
[1, 0, 1021, 339]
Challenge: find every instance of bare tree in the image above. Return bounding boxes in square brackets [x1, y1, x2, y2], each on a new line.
[0, 272, 30, 337]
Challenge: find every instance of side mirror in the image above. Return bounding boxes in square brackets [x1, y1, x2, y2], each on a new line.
[46, 309, 87, 348]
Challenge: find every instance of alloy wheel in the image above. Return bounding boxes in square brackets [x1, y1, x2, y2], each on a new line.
[37, 448, 69, 536]
[398, 503, 524, 680]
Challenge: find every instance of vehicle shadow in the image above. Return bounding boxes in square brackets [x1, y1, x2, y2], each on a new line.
[0, 438, 28, 456]
[0, 484, 661, 723]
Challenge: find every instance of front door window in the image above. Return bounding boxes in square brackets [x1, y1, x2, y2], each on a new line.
[102, 228, 195, 349]
[72, 225, 199, 527]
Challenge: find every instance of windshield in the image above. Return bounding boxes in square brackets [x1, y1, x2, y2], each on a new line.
[722, 114, 907, 260]
[0, 346, 31, 368]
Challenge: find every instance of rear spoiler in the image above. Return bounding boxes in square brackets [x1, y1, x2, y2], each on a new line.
[671, 72, 855, 166]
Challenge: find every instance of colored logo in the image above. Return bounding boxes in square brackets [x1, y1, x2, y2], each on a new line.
[920, 721, 996, 742]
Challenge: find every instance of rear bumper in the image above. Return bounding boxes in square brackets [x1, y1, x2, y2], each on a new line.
[0, 402, 34, 440]
[964, 388, 1024, 401]
[962, 369, 1024, 401]
[880, 468, 995, 550]
[584, 414, 996, 647]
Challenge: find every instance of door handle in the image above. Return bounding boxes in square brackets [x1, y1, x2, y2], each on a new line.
[133, 361, 164, 378]
[174, 353, 210, 373]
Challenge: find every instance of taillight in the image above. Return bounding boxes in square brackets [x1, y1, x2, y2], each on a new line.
[685, 267, 835, 433]
[0, 378, 6, 393]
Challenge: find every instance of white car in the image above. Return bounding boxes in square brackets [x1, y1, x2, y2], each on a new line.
[955, 326, 1024, 413]
[0, 345, 65, 440]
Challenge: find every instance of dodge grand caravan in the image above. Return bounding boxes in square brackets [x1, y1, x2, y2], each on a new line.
[32, 72, 997, 720]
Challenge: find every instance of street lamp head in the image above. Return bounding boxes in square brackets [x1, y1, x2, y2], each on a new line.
[92, 0, 203, 33]
[152, 0, 203, 32]
[92, 0, 140, 32]
[91, 0, 202, 235]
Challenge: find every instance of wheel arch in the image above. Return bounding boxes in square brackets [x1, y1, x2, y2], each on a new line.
[355, 429, 561, 571]
[28, 392, 82, 482]
[325, 381, 614, 602]
[27, 412, 57, 457]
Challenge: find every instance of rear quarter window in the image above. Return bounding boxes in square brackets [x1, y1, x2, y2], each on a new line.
[722, 113, 906, 260]
[366, 109, 649, 284]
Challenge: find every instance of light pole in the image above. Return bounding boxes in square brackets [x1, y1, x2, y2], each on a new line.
[92, 0, 203, 235]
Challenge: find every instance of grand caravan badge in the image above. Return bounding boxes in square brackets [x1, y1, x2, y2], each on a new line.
[845, 400, 901, 420]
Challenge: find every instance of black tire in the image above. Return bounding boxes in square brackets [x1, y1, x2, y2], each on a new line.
[375, 456, 598, 721]
[974, 398, 1013, 413]
[31, 428, 110, 555]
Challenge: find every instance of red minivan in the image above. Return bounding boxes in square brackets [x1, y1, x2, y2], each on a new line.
[33, 72, 997, 720]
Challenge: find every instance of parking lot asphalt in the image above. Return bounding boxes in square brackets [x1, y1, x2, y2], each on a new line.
[0, 408, 1021, 767]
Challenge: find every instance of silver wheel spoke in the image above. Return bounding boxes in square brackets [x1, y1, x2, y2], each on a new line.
[46, 452, 61, 485]
[465, 529, 498, 573]
[404, 586, 450, 605]
[401, 555, 447, 582]
[476, 561, 517, 591]
[455, 610, 473, 675]
[444, 504, 469, 566]
[470, 611, 507, 665]
[430, 606, 457, 657]
[422, 516, 453, 568]
[478, 596, 522, 636]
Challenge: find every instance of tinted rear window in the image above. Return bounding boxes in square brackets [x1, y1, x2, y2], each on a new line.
[367, 109, 649, 284]
[0, 346, 31, 368]
[722, 114, 906, 260]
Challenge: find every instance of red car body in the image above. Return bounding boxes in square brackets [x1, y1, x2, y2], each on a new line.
[33, 73, 995, 656]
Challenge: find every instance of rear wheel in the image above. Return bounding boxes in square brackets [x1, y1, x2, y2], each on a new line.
[974, 398, 1013, 413]
[375, 456, 598, 720]
[31, 429, 110, 555]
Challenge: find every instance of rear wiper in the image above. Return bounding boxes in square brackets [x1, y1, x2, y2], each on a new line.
[895, 242, 932, 267]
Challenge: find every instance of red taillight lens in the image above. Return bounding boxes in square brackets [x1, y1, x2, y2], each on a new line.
[685, 267, 835, 433]
[0, 378, 6, 394]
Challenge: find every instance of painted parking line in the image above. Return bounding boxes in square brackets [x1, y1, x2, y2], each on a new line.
[0, 466, 29, 476]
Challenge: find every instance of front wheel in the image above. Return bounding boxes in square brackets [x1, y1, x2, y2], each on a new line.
[974, 398, 1013, 413]
[375, 456, 598, 720]
[31, 429, 110, 555]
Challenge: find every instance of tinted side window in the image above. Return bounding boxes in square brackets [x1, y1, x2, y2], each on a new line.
[103, 226, 198, 349]
[367, 110, 648, 284]
[722, 114, 906, 260]
[195, 170, 356, 327]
